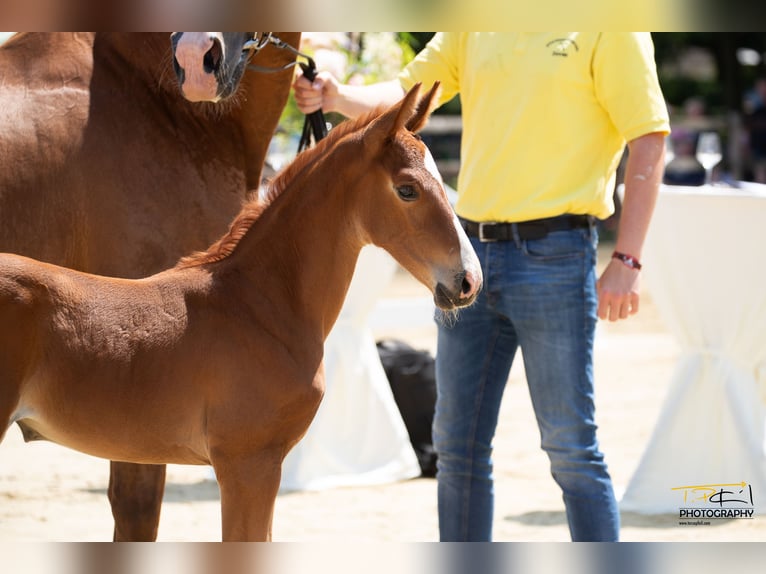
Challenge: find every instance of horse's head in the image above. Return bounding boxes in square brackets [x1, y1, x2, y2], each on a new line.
[170, 32, 256, 102]
[356, 83, 482, 311]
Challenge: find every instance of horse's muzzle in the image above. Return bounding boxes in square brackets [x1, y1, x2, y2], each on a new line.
[434, 269, 481, 310]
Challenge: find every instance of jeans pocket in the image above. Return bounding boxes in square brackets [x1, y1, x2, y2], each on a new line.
[521, 228, 591, 262]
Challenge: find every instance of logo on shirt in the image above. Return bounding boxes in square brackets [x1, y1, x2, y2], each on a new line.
[546, 38, 579, 57]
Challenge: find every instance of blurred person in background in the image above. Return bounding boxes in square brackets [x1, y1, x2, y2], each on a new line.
[745, 76, 766, 183]
[663, 128, 706, 185]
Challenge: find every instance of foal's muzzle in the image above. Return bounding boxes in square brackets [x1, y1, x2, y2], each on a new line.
[434, 269, 481, 310]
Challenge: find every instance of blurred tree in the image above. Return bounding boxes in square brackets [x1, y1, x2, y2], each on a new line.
[653, 32, 766, 114]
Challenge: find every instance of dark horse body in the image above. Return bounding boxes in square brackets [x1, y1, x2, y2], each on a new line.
[0, 32, 300, 540]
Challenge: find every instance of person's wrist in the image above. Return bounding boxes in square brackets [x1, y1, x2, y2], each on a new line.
[328, 81, 357, 116]
[612, 250, 642, 270]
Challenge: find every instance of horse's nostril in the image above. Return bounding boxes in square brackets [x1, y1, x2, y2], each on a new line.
[459, 269, 481, 300]
[203, 39, 223, 74]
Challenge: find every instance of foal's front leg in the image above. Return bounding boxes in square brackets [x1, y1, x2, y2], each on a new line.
[108, 461, 166, 541]
[214, 449, 283, 541]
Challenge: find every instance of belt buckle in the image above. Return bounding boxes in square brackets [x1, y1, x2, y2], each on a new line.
[478, 221, 498, 243]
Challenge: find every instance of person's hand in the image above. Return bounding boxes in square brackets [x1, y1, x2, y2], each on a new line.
[596, 258, 641, 321]
[292, 70, 340, 115]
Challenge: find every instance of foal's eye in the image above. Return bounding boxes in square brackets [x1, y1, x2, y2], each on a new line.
[396, 185, 419, 201]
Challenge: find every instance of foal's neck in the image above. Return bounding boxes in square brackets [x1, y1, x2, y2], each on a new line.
[217, 149, 368, 341]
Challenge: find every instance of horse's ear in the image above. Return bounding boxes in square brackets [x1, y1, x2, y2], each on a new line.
[363, 83, 423, 150]
[406, 81, 440, 134]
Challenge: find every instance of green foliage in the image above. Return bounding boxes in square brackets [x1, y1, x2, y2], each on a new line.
[660, 77, 725, 112]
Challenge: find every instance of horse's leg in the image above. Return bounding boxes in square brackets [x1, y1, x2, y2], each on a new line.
[214, 449, 283, 541]
[107, 461, 166, 541]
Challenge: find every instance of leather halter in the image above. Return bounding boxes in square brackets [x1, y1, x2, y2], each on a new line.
[241, 33, 328, 151]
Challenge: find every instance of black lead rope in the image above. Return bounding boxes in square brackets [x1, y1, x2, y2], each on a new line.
[242, 34, 328, 153]
[296, 60, 328, 153]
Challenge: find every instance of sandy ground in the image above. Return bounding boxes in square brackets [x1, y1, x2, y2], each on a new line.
[1, 245, 763, 543]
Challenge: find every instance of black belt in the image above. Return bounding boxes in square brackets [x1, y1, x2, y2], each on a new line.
[460, 215, 593, 242]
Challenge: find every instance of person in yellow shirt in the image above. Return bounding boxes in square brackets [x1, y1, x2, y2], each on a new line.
[293, 32, 669, 541]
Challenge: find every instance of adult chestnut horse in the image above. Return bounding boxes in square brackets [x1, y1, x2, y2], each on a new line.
[0, 83, 482, 541]
[0, 32, 301, 540]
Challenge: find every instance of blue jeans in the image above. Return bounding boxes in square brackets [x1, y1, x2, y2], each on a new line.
[433, 224, 619, 541]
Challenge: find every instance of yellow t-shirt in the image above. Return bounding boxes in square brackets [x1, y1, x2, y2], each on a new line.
[398, 33, 670, 222]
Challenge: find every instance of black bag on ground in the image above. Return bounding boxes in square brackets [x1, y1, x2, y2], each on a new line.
[376, 338, 438, 478]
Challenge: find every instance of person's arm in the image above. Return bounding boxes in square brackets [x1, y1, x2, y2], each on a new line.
[596, 131, 665, 322]
[292, 72, 406, 119]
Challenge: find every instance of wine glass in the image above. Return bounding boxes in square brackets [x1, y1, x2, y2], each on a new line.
[696, 131, 722, 185]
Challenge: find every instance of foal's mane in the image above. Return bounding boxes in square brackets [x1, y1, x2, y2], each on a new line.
[175, 107, 385, 269]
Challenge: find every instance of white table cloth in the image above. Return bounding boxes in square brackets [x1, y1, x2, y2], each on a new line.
[279, 245, 421, 492]
[620, 183, 766, 514]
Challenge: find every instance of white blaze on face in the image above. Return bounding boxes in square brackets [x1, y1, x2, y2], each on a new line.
[422, 146, 482, 294]
[423, 145, 442, 188]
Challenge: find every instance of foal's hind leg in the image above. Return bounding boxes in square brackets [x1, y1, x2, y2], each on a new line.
[108, 461, 166, 541]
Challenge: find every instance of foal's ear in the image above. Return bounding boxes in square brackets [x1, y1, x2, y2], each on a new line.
[406, 81, 440, 134]
[363, 83, 424, 150]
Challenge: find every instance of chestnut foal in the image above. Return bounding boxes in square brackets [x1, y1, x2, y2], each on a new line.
[0, 83, 481, 540]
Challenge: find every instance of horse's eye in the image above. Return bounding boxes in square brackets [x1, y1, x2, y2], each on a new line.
[396, 185, 419, 202]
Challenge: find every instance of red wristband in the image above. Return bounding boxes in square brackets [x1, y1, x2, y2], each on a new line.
[612, 251, 642, 270]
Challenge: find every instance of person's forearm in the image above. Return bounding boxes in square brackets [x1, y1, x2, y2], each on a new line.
[330, 80, 407, 118]
[596, 131, 665, 321]
[616, 132, 666, 260]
